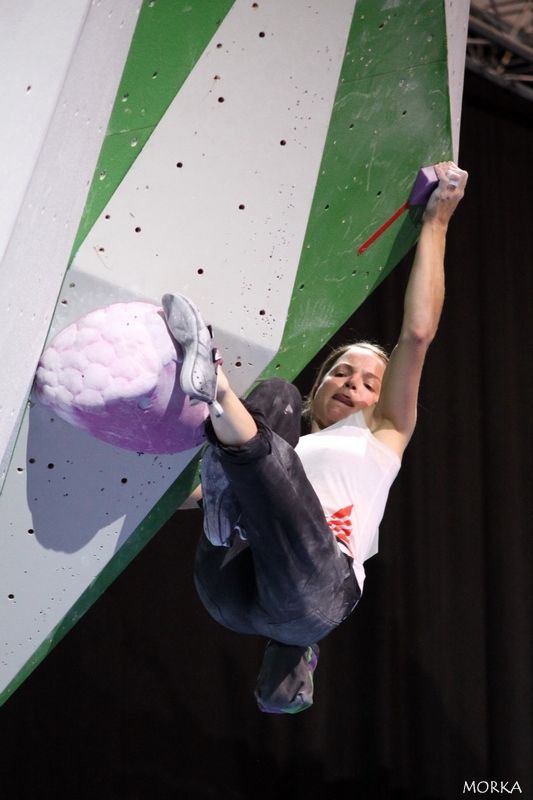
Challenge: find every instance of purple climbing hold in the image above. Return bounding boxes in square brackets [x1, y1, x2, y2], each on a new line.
[34, 302, 208, 454]
[409, 165, 438, 206]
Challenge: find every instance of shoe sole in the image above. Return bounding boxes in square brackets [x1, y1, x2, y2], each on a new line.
[162, 293, 217, 403]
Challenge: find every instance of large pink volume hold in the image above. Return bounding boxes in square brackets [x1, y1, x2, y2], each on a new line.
[34, 302, 208, 454]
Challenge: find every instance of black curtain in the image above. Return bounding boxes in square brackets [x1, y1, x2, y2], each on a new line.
[2, 76, 532, 799]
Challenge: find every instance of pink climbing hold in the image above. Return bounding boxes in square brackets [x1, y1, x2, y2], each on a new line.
[34, 302, 208, 454]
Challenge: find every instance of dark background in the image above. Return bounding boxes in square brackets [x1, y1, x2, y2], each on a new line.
[2, 72, 532, 799]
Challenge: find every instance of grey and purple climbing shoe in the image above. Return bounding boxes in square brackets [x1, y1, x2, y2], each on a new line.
[161, 292, 223, 416]
[255, 641, 320, 714]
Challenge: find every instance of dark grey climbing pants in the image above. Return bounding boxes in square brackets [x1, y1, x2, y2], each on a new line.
[193, 377, 360, 647]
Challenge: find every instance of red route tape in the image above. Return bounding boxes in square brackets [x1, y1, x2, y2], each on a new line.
[357, 201, 409, 255]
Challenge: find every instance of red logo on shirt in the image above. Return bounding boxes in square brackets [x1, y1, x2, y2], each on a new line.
[326, 505, 354, 556]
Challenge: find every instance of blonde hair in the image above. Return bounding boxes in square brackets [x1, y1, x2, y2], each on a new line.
[302, 341, 389, 423]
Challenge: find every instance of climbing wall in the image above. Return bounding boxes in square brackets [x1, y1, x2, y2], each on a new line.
[0, 0, 470, 704]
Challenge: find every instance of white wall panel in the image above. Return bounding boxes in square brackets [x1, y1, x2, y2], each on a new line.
[0, 0, 90, 265]
[445, 0, 470, 160]
[0, 0, 141, 487]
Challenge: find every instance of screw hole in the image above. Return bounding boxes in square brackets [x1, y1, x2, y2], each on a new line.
[259, 309, 266, 315]
[135, 227, 141, 233]
[280, 139, 286, 146]
[239, 204, 245, 210]
[121, 478, 128, 484]
[28, 529, 34, 535]
[259, 31, 265, 37]
[176, 162, 183, 168]
[47, 463, 54, 469]
[198, 268, 204, 274]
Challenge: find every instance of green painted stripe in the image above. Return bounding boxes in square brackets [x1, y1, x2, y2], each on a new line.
[71, 0, 236, 257]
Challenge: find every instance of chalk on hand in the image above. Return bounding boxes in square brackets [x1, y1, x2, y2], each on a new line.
[409, 166, 438, 206]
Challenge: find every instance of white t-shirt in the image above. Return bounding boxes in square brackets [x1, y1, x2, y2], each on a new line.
[295, 411, 401, 590]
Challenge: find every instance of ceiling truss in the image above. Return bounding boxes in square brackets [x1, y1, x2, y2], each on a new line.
[468, 0, 533, 103]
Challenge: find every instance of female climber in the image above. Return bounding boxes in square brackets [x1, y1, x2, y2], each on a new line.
[163, 161, 468, 713]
